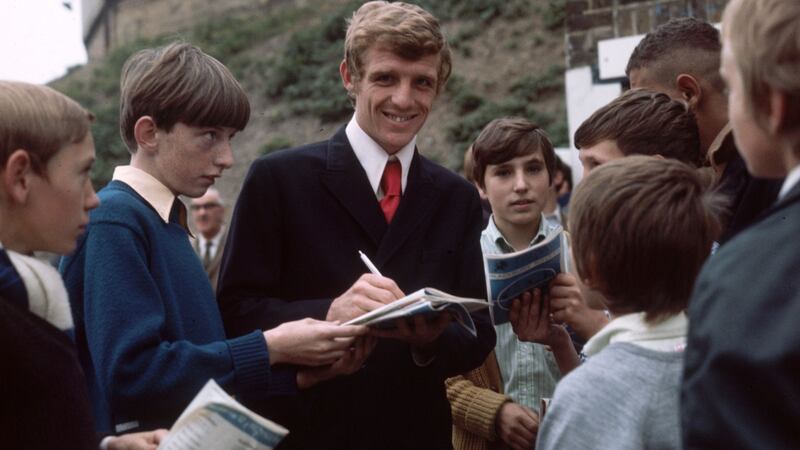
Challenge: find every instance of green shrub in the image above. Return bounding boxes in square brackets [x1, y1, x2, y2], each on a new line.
[260, 136, 294, 155]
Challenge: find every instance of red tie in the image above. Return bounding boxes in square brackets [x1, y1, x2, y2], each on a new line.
[380, 160, 402, 223]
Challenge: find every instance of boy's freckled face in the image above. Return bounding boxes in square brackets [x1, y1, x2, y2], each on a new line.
[720, 36, 784, 178]
[579, 140, 625, 175]
[343, 46, 440, 154]
[481, 152, 551, 231]
[27, 133, 100, 254]
[155, 123, 237, 198]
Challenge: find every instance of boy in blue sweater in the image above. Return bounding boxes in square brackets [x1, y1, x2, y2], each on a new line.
[60, 42, 370, 434]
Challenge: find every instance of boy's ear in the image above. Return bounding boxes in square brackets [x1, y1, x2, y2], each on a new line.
[475, 182, 488, 200]
[675, 73, 703, 109]
[766, 88, 791, 135]
[133, 116, 159, 154]
[1, 149, 35, 204]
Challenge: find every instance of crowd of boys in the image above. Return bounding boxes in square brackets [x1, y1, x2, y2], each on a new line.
[1, 0, 798, 449]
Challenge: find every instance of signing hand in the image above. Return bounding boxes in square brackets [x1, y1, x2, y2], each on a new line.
[263, 318, 368, 366]
[327, 274, 405, 322]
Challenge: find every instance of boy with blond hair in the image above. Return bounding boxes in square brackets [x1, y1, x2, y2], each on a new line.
[537, 156, 721, 449]
[682, 1, 800, 447]
[60, 42, 369, 434]
[0, 81, 166, 450]
[447, 117, 581, 450]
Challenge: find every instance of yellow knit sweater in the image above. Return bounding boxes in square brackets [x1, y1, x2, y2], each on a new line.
[446, 351, 511, 450]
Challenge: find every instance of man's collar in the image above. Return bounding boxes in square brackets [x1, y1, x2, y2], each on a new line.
[707, 123, 734, 171]
[484, 213, 549, 253]
[779, 165, 800, 201]
[113, 166, 190, 232]
[345, 116, 415, 195]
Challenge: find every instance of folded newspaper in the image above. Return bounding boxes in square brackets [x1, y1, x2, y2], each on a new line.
[484, 226, 564, 324]
[158, 379, 288, 450]
[343, 288, 488, 337]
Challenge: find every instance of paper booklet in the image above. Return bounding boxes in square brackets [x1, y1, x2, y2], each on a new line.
[343, 288, 488, 337]
[483, 225, 564, 325]
[158, 379, 288, 450]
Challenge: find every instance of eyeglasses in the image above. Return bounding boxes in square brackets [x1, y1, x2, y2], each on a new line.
[190, 203, 221, 211]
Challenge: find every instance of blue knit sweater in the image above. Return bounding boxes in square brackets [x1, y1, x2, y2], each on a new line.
[60, 181, 293, 433]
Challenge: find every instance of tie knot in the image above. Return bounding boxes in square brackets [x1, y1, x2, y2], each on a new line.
[381, 160, 402, 197]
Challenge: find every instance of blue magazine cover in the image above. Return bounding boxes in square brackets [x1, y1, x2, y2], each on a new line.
[483, 227, 564, 324]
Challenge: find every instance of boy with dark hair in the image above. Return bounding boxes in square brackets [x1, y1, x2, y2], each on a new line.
[626, 17, 781, 243]
[60, 42, 369, 434]
[682, 1, 800, 447]
[575, 88, 702, 174]
[448, 117, 580, 450]
[537, 156, 721, 449]
[0, 80, 166, 450]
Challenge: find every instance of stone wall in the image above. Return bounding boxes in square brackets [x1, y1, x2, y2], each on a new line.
[83, 0, 280, 60]
[566, 0, 730, 69]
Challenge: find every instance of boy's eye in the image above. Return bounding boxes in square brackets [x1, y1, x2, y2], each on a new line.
[375, 74, 394, 84]
[494, 169, 511, 177]
[205, 131, 217, 140]
[416, 78, 434, 88]
[526, 166, 542, 174]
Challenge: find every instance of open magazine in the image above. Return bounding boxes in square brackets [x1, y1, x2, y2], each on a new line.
[158, 379, 288, 450]
[484, 226, 564, 324]
[343, 288, 488, 337]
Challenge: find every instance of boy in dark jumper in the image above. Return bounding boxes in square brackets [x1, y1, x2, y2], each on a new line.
[60, 42, 369, 434]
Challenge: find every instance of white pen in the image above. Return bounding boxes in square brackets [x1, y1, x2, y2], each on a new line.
[358, 250, 382, 277]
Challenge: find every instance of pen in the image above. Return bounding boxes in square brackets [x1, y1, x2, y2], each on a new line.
[358, 250, 383, 277]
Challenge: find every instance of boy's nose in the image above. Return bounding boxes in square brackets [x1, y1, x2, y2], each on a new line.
[85, 181, 100, 211]
[216, 140, 234, 169]
[391, 83, 414, 109]
[513, 171, 528, 191]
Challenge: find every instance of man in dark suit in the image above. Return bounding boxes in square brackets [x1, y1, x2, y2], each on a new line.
[626, 17, 782, 244]
[681, 1, 800, 448]
[217, 2, 495, 449]
[190, 187, 227, 293]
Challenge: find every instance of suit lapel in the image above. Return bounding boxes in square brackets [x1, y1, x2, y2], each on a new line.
[375, 152, 442, 266]
[321, 128, 387, 246]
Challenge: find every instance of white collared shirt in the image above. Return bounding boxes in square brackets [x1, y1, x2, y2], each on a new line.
[196, 226, 225, 260]
[583, 312, 688, 357]
[112, 166, 176, 223]
[779, 164, 800, 200]
[345, 116, 415, 199]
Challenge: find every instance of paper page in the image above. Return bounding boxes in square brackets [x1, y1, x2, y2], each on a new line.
[158, 380, 288, 450]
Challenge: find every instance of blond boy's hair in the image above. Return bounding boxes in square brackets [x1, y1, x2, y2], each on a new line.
[344, 1, 451, 98]
[723, 0, 800, 135]
[119, 41, 250, 152]
[569, 156, 721, 323]
[0, 81, 94, 174]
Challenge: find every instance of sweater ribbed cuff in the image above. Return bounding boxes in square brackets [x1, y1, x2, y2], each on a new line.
[227, 330, 271, 396]
[458, 390, 510, 440]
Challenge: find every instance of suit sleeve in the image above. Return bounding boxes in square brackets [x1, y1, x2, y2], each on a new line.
[218, 159, 333, 337]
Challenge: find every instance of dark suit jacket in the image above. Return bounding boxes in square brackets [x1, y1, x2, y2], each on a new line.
[0, 297, 98, 450]
[682, 180, 800, 449]
[218, 127, 495, 450]
[713, 133, 782, 244]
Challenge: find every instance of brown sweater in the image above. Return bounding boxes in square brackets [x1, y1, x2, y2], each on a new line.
[446, 351, 511, 450]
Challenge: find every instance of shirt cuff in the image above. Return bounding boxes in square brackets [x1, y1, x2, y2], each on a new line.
[410, 346, 436, 367]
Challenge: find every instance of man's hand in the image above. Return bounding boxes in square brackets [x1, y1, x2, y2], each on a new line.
[369, 312, 452, 352]
[105, 429, 168, 450]
[496, 402, 539, 450]
[296, 335, 377, 389]
[263, 318, 368, 366]
[327, 274, 405, 322]
[549, 273, 609, 340]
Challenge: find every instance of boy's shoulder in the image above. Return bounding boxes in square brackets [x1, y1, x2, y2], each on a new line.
[91, 180, 160, 225]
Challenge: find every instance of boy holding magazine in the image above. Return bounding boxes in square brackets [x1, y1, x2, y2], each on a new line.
[447, 117, 581, 450]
